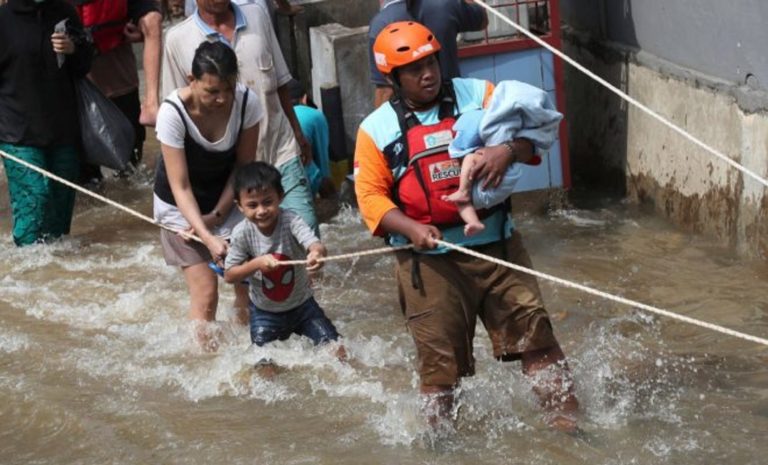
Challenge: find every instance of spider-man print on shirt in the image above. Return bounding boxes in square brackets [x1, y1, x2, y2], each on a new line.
[262, 253, 295, 302]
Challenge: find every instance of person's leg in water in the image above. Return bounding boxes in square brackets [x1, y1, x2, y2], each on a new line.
[182, 262, 220, 351]
[480, 232, 579, 432]
[522, 344, 579, 432]
[233, 282, 250, 326]
[249, 305, 289, 378]
[294, 296, 347, 361]
[420, 384, 457, 429]
[0, 144, 77, 245]
[394, 250, 476, 429]
[441, 153, 484, 236]
[42, 146, 79, 240]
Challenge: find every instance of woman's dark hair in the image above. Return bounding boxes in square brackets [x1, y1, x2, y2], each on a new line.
[191, 40, 239, 85]
[233, 161, 284, 201]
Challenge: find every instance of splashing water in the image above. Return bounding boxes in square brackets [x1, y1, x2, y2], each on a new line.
[1, 163, 767, 464]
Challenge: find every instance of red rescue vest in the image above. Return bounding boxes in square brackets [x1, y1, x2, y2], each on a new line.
[391, 83, 490, 227]
[396, 116, 464, 225]
[76, 0, 128, 54]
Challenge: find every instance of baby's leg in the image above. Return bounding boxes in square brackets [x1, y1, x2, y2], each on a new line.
[442, 153, 478, 203]
[456, 201, 485, 236]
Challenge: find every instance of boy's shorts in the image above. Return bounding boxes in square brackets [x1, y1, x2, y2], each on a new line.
[395, 230, 559, 387]
[249, 296, 340, 346]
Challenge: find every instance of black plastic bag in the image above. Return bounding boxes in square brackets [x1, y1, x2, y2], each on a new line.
[76, 78, 135, 171]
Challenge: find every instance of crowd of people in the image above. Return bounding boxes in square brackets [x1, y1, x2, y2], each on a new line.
[0, 0, 579, 432]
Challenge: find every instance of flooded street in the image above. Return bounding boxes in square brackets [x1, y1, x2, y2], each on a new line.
[1, 142, 767, 464]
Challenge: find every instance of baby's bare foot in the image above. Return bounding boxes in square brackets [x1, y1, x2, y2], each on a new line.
[442, 189, 471, 203]
[464, 222, 485, 236]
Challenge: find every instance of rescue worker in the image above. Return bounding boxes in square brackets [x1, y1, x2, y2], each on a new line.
[354, 21, 580, 432]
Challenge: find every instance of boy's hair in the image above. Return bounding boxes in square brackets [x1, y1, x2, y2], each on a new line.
[233, 161, 284, 201]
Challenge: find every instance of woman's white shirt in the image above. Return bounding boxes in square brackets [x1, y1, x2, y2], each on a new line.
[153, 83, 264, 235]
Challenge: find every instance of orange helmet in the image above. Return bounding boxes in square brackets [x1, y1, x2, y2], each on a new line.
[373, 21, 441, 75]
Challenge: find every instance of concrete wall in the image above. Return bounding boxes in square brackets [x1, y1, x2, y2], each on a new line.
[309, 24, 374, 155]
[561, 0, 768, 95]
[276, 0, 378, 86]
[562, 33, 768, 257]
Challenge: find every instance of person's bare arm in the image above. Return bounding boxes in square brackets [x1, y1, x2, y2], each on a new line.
[472, 138, 534, 188]
[379, 209, 442, 250]
[277, 82, 312, 164]
[138, 11, 163, 126]
[305, 241, 327, 272]
[162, 144, 228, 260]
[224, 254, 278, 283]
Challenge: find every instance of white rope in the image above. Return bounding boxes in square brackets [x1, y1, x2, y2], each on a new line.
[0, 149, 202, 243]
[435, 239, 768, 347]
[2, 150, 765, 346]
[473, 0, 768, 189]
[277, 244, 413, 266]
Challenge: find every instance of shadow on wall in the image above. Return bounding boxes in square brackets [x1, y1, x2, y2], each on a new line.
[561, 0, 638, 195]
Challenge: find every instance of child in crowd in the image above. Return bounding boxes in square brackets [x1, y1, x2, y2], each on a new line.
[442, 80, 563, 236]
[223, 161, 346, 362]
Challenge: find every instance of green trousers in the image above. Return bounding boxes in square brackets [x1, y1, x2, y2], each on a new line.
[0, 143, 79, 246]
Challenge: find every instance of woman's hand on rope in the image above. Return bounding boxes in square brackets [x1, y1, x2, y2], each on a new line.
[203, 234, 229, 267]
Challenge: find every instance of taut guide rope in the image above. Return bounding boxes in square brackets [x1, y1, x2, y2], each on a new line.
[1, 149, 767, 347]
[435, 239, 768, 347]
[0, 149, 202, 243]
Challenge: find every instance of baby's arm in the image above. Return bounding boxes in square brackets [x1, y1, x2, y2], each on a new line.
[305, 242, 327, 272]
[224, 255, 279, 284]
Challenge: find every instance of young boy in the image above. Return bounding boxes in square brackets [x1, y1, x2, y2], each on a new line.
[223, 161, 345, 361]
